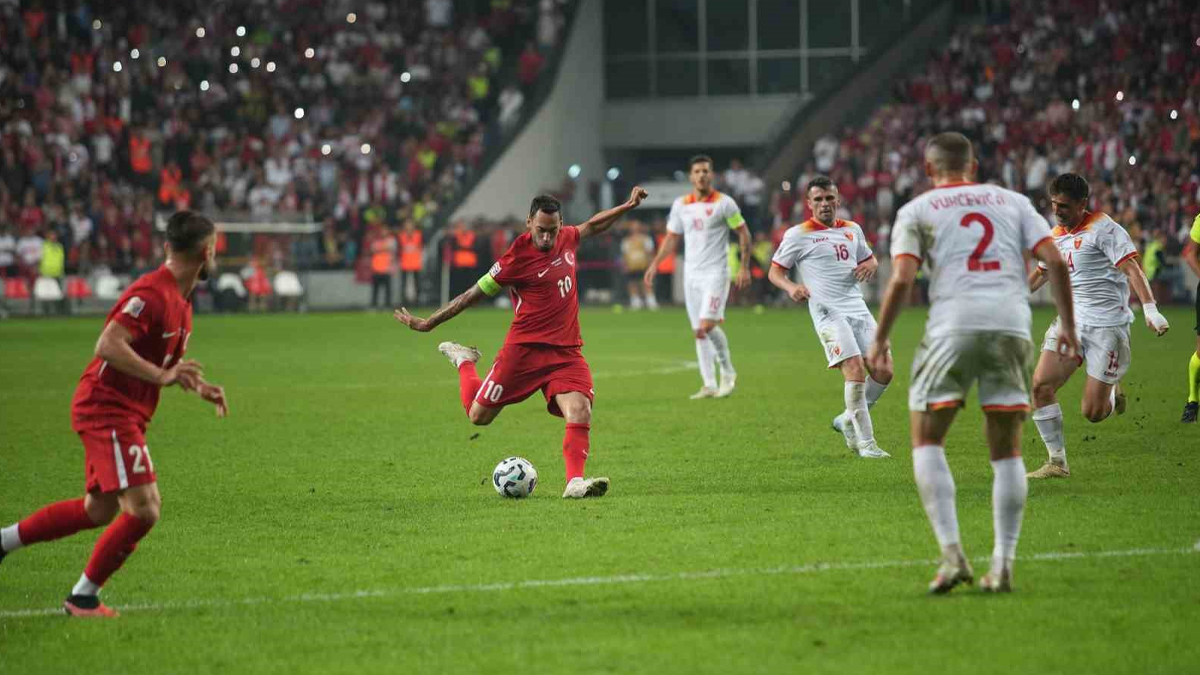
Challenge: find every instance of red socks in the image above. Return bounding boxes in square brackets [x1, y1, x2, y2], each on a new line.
[457, 362, 482, 413]
[83, 513, 155, 588]
[563, 423, 590, 480]
[17, 498, 98, 545]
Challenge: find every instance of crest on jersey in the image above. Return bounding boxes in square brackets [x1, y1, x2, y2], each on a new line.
[705, 208, 714, 216]
[122, 296, 145, 318]
[564, 251, 575, 266]
[845, 232, 855, 241]
[1074, 237, 1083, 249]
[489, 262, 502, 276]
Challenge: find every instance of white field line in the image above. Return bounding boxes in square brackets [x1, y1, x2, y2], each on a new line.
[0, 362, 699, 400]
[0, 545, 1192, 620]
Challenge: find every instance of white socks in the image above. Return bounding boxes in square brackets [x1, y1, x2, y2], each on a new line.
[844, 381, 875, 448]
[72, 573, 101, 597]
[912, 445, 960, 549]
[1106, 386, 1116, 419]
[707, 326, 736, 378]
[1032, 403, 1066, 463]
[695, 337, 717, 389]
[0, 523, 22, 553]
[865, 376, 888, 407]
[990, 456, 1027, 571]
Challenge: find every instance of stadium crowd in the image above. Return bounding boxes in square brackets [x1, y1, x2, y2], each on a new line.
[0, 0, 570, 296]
[771, 0, 1200, 300]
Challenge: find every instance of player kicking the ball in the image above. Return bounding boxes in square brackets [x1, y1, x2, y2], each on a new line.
[1025, 173, 1169, 479]
[869, 132, 1079, 594]
[644, 155, 751, 399]
[395, 188, 648, 498]
[769, 176, 893, 459]
[0, 211, 229, 617]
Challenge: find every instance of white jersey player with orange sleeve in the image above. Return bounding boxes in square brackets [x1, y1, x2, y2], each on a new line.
[772, 218, 876, 366]
[1036, 211, 1138, 384]
[651, 156, 752, 400]
[890, 181, 1054, 412]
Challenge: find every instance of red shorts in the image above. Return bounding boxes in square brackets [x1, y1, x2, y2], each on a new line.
[475, 344, 594, 417]
[78, 423, 157, 494]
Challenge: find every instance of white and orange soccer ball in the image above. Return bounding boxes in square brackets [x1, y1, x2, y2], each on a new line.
[492, 457, 537, 498]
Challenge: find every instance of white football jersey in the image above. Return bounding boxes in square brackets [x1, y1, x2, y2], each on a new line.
[771, 218, 874, 325]
[1036, 212, 1137, 327]
[891, 182, 1053, 340]
[667, 191, 745, 279]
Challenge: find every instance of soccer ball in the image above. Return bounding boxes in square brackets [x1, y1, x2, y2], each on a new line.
[492, 457, 538, 498]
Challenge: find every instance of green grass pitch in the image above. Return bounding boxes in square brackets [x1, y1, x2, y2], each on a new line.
[1, 305, 1197, 674]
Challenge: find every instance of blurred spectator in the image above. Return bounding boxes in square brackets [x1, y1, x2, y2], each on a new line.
[368, 223, 397, 309]
[17, 229, 43, 277]
[398, 219, 424, 305]
[449, 219, 480, 297]
[620, 220, 657, 310]
[0, 223, 16, 276]
[518, 41, 545, 92]
[650, 217, 675, 305]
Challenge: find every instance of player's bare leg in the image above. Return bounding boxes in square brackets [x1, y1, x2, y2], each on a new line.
[556, 392, 608, 498]
[0, 491, 117, 568]
[64, 484, 160, 617]
[1080, 376, 1117, 424]
[911, 406, 973, 594]
[690, 322, 719, 399]
[980, 411, 1028, 593]
[1028, 351, 1077, 478]
[833, 347, 893, 447]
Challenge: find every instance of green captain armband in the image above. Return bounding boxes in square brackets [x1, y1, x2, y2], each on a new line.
[477, 273, 502, 297]
[726, 211, 746, 229]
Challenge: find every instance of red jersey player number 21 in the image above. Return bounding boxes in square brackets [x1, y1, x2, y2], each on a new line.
[0, 211, 229, 619]
[395, 187, 648, 499]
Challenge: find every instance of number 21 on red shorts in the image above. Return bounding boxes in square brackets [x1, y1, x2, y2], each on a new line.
[80, 425, 157, 493]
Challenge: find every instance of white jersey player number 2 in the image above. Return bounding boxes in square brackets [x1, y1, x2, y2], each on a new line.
[961, 212, 1000, 272]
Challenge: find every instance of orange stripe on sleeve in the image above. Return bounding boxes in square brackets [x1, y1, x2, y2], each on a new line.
[894, 253, 922, 264]
[1114, 251, 1139, 268]
[1030, 236, 1055, 253]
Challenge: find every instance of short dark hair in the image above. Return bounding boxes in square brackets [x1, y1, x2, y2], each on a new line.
[689, 154, 713, 170]
[806, 175, 835, 195]
[528, 194, 562, 219]
[165, 210, 216, 257]
[924, 132, 974, 173]
[1047, 173, 1090, 202]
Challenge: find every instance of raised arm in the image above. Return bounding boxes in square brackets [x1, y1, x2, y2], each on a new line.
[1118, 257, 1169, 335]
[577, 187, 648, 240]
[394, 284, 488, 333]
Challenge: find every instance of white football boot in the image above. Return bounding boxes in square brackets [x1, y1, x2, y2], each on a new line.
[928, 547, 974, 595]
[980, 564, 1013, 593]
[689, 387, 718, 400]
[438, 341, 482, 368]
[562, 476, 609, 499]
[857, 441, 891, 459]
[715, 373, 737, 398]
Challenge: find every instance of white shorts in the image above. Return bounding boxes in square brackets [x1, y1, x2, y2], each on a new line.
[908, 332, 1034, 412]
[1041, 318, 1131, 385]
[814, 314, 879, 368]
[684, 274, 730, 329]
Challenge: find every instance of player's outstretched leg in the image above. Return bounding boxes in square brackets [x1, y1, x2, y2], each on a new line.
[1, 497, 109, 565]
[1183, 352, 1200, 423]
[438, 342, 483, 413]
[914, 444, 971, 593]
[64, 485, 159, 618]
[708, 326, 737, 397]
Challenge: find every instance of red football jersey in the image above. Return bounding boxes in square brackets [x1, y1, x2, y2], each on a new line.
[71, 266, 194, 428]
[489, 225, 582, 347]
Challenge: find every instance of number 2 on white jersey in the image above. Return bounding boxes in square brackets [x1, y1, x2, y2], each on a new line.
[960, 212, 1000, 272]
